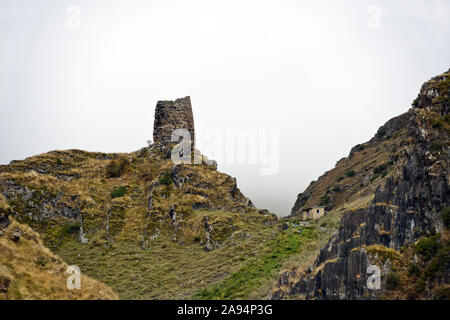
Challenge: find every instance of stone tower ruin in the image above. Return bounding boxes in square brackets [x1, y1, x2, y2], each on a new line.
[152, 96, 195, 152]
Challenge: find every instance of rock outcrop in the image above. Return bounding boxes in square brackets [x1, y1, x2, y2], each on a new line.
[0, 194, 11, 229]
[274, 69, 450, 300]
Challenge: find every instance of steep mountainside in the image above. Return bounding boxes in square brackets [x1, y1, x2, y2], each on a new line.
[274, 69, 450, 300]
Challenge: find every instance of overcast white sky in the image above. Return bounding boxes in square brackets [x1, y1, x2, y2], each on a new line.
[1, 0, 449, 216]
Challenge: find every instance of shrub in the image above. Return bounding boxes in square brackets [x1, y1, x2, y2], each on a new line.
[408, 263, 421, 277]
[111, 186, 126, 199]
[106, 157, 130, 178]
[376, 127, 386, 138]
[386, 272, 401, 290]
[336, 176, 344, 182]
[319, 194, 330, 206]
[423, 243, 449, 279]
[332, 186, 340, 192]
[373, 164, 387, 175]
[159, 171, 172, 186]
[414, 235, 441, 261]
[64, 223, 80, 235]
[345, 170, 356, 177]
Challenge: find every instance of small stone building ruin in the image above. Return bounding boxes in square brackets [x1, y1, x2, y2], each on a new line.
[301, 206, 326, 221]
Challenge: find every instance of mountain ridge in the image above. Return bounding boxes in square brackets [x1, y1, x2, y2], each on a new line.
[273, 68, 449, 300]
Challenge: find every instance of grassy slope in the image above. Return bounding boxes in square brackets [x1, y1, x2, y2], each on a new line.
[55, 210, 280, 299]
[194, 207, 344, 299]
[193, 226, 318, 299]
[1, 149, 319, 299]
[0, 218, 117, 300]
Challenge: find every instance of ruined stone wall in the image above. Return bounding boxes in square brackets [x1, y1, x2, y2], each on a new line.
[153, 96, 195, 150]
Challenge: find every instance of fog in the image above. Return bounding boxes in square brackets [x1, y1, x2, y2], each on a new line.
[1, 0, 449, 215]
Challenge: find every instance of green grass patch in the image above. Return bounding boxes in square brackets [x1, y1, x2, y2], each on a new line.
[345, 170, 356, 177]
[111, 186, 126, 199]
[193, 227, 319, 299]
[159, 171, 172, 186]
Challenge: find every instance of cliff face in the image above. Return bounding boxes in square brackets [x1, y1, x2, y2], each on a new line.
[275, 69, 450, 300]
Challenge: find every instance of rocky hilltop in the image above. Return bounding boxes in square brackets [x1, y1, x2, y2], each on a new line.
[0, 97, 300, 300]
[274, 69, 450, 300]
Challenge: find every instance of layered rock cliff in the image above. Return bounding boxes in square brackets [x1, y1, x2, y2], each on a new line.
[274, 69, 450, 300]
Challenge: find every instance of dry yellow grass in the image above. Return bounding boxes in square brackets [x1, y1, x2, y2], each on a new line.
[0, 193, 9, 212]
[0, 219, 117, 300]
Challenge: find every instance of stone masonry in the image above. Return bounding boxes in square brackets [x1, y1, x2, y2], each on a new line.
[153, 96, 195, 152]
